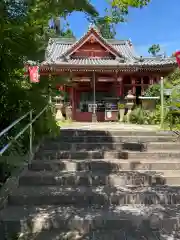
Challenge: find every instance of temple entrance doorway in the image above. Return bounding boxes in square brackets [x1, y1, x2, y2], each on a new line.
[135, 86, 141, 105]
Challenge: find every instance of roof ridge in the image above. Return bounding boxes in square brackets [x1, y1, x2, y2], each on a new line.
[106, 39, 128, 44]
[60, 25, 123, 59]
[50, 38, 76, 44]
[141, 56, 176, 60]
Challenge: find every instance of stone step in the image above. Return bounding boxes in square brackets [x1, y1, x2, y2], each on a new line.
[19, 170, 180, 187]
[45, 135, 177, 143]
[29, 159, 180, 172]
[39, 142, 180, 151]
[17, 229, 157, 240]
[148, 142, 180, 150]
[40, 142, 147, 151]
[18, 229, 163, 240]
[0, 205, 179, 238]
[8, 186, 180, 206]
[34, 150, 128, 160]
[34, 150, 180, 160]
[128, 150, 180, 159]
[56, 129, 174, 137]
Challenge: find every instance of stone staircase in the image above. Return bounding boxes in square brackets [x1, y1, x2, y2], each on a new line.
[1, 129, 180, 239]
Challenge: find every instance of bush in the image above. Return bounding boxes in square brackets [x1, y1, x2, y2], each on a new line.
[144, 83, 160, 97]
[130, 106, 161, 125]
[0, 73, 59, 187]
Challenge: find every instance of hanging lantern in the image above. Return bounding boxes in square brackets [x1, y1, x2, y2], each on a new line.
[175, 51, 180, 67]
[28, 66, 40, 83]
[56, 85, 64, 91]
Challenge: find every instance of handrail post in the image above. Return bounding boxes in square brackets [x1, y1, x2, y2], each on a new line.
[0, 105, 48, 157]
[29, 110, 33, 163]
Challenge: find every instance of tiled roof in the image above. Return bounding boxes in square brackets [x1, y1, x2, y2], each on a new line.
[43, 26, 176, 68]
[44, 38, 136, 63]
[44, 56, 176, 67]
[55, 58, 121, 65]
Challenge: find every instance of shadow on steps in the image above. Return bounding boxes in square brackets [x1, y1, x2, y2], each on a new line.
[1, 129, 180, 239]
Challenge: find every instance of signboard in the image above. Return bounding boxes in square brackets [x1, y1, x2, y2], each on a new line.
[106, 111, 112, 118]
[164, 89, 172, 96]
[88, 104, 97, 112]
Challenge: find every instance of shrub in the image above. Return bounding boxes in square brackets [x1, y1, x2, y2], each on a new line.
[129, 106, 162, 125]
[144, 83, 160, 97]
[129, 107, 145, 124]
[0, 74, 59, 187]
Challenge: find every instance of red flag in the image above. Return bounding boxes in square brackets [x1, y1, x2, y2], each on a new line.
[28, 66, 40, 83]
[175, 51, 180, 67]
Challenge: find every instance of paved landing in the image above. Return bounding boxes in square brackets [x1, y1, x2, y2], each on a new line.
[61, 122, 160, 131]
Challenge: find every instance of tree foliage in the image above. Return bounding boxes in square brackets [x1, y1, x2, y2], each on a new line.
[148, 44, 161, 56]
[143, 68, 180, 129]
[0, 0, 98, 185]
[0, 0, 152, 184]
[165, 68, 180, 86]
[0, 0, 98, 120]
[89, 0, 150, 39]
[111, 0, 150, 8]
[1, 0, 150, 133]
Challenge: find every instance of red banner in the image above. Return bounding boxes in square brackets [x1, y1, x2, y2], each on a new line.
[28, 66, 40, 83]
[175, 51, 180, 67]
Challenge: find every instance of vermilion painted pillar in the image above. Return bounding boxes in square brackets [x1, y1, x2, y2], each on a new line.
[71, 87, 76, 120]
[132, 77, 136, 94]
[117, 76, 123, 97]
[150, 76, 154, 85]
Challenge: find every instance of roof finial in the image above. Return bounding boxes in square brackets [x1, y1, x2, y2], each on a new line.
[88, 23, 94, 30]
[128, 38, 132, 47]
[88, 23, 101, 34]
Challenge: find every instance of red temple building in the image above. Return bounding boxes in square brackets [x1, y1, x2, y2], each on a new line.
[38, 25, 177, 121]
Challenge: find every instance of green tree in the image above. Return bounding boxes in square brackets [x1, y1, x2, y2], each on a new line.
[0, 0, 98, 184]
[148, 44, 161, 56]
[90, 6, 128, 39]
[111, 0, 150, 8]
[0, 0, 98, 122]
[0, 0, 152, 143]
[94, 16, 116, 39]
[165, 68, 180, 86]
[61, 29, 75, 38]
[89, 0, 150, 39]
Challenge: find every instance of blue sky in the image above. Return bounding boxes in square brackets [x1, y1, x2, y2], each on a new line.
[66, 0, 180, 57]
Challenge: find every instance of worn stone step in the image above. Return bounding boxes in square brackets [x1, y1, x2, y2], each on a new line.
[8, 186, 180, 206]
[34, 150, 128, 160]
[39, 142, 180, 151]
[45, 135, 177, 143]
[126, 160, 180, 171]
[56, 129, 174, 137]
[34, 150, 180, 160]
[128, 150, 180, 159]
[29, 159, 180, 172]
[148, 142, 180, 150]
[0, 204, 179, 239]
[40, 142, 147, 151]
[19, 170, 180, 187]
[18, 171, 153, 187]
[17, 229, 160, 240]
